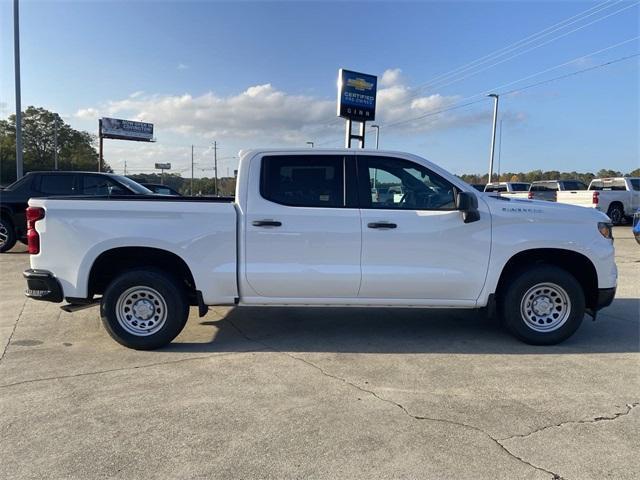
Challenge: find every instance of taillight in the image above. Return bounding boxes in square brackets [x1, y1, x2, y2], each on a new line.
[26, 207, 45, 254]
[592, 191, 599, 205]
[528, 191, 533, 199]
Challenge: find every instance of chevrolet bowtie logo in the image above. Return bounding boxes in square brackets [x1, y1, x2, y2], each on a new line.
[347, 77, 374, 91]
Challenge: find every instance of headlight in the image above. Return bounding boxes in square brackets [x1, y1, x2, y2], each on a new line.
[598, 222, 613, 241]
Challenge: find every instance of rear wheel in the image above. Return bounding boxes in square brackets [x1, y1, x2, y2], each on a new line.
[100, 269, 189, 350]
[607, 203, 624, 225]
[500, 265, 585, 345]
[0, 217, 17, 253]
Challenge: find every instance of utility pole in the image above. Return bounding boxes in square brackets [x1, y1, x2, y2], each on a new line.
[497, 119, 503, 180]
[213, 140, 218, 196]
[14, 0, 23, 179]
[124, 160, 127, 175]
[191, 145, 194, 196]
[488, 94, 499, 183]
[98, 119, 103, 172]
[53, 118, 58, 170]
[371, 124, 380, 149]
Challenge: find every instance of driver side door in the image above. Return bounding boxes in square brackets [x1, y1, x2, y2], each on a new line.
[357, 155, 491, 303]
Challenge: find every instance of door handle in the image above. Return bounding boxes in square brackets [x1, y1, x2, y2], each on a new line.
[367, 222, 397, 229]
[252, 220, 282, 227]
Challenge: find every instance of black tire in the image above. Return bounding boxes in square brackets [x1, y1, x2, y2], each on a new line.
[0, 216, 17, 253]
[500, 265, 585, 345]
[100, 269, 189, 350]
[607, 203, 624, 226]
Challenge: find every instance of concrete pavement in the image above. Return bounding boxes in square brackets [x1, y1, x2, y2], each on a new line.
[1, 228, 638, 479]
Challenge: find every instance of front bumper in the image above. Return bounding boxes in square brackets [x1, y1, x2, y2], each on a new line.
[23, 269, 63, 303]
[595, 287, 616, 310]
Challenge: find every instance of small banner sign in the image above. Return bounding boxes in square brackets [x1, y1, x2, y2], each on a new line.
[101, 117, 154, 141]
[337, 69, 377, 122]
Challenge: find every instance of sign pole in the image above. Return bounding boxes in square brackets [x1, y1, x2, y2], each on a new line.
[98, 119, 103, 172]
[14, 0, 23, 179]
[344, 119, 352, 148]
[358, 121, 365, 149]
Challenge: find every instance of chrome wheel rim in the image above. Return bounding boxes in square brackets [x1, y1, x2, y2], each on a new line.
[115, 286, 168, 336]
[520, 282, 571, 332]
[0, 222, 8, 247]
[609, 208, 622, 224]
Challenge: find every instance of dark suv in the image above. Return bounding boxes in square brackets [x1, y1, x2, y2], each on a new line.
[0, 171, 152, 252]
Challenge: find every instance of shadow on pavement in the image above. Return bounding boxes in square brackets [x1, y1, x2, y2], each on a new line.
[163, 298, 640, 355]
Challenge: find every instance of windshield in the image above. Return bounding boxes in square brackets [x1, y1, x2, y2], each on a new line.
[113, 175, 153, 194]
[2, 175, 31, 191]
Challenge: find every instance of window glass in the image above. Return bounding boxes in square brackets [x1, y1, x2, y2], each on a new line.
[363, 156, 456, 210]
[511, 183, 530, 192]
[562, 181, 586, 191]
[38, 174, 75, 195]
[485, 185, 507, 192]
[630, 179, 640, 191]
[261, 155, 344, 208]
[81, 176, 127, 196]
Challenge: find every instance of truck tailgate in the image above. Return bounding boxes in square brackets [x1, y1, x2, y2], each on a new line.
[557, 191, 594, 208]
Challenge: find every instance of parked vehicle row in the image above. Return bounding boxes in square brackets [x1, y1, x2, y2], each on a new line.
[0, 171, 154, 253]
[24, 149, 617, 350]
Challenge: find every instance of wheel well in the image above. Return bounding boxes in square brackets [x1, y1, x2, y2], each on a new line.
[496, 249, 599, 309]
[89, 247, 197, 304]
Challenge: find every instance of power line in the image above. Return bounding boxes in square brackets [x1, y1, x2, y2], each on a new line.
[407, 0, 639, 98]
[409, 0, 627, 95]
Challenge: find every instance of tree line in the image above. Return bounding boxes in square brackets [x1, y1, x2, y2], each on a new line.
[459, 168, 640, 187]
[1, 106, 111, 185]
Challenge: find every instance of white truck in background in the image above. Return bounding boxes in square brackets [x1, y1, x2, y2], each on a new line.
[557, 177, 640, 225]
[23, 149, 617, 350]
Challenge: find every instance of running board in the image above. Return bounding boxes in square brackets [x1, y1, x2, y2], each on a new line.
[60, 299, 100, 313]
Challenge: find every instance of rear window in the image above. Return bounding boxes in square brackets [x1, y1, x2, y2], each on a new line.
[261, 155, 344, 208]
[630, 179, 640, 191]
[561, 181, 586, 191]
[511, 183, 530, 192]
[484, 184, 507, 192]
[593, 179, 627, 191]
[530, 182, 557, 192]
[37, 174, 76, 195]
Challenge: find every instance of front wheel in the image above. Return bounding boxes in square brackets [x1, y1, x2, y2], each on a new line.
[101, 269, 189, 350]
[500, 265, 585, 345]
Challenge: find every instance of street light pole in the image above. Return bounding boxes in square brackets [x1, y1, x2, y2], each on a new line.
[371, 124, 380, 149]
[53, 117, 59, 170]
[213, 140, 218, 196]
[14, 0, 23, 179]
[488, 94, 499, 183]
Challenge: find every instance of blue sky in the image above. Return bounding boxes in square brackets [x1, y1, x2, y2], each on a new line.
[1, 0, 638, 177]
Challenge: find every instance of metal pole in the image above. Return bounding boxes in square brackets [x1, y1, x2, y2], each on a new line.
[14, 0, 23, 179]
[306, 141, 314, 148]
[53, 118, 58, 170]
[371, 124, 380, 149]
[213, 140, 218, 196]
[497, 119, 503, 180]
[98, 119, 103, 172]
[191, 145, 194, 196]
[358, 121, 365, 149]
[344, 119, 352, 148]
[488, 94, 499, 183]
[124, 160, 127, 175]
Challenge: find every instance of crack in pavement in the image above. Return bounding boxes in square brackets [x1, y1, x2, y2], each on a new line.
[225, 318, 565, 480]
[0, 348, 267, 389]
[0, 298, 27, 364]
[499, 402, 640, 441]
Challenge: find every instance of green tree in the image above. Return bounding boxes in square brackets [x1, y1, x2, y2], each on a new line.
[0, 106, 110, 185]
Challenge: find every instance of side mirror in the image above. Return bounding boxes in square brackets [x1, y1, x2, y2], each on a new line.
[456, 191, 480, 223]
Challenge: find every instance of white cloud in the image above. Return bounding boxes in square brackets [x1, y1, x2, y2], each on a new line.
[380, 68, 403, 87]
[177, 63, 189, 70]
[74, 107, 99, 119]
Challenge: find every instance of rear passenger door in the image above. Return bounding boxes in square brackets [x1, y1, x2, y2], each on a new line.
[243, 154, 362, 299]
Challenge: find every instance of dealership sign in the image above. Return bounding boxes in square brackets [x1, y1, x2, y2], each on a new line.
[337, 69, 377, 122]
[100, 117, 154, 141]
[155, 163, 171, 170]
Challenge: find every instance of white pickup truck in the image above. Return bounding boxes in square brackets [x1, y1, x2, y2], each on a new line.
[557, 177, 640, 225]
[24, 149, 617, 349]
